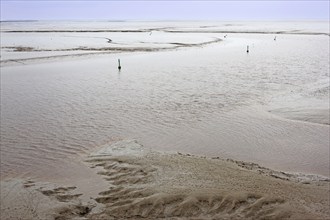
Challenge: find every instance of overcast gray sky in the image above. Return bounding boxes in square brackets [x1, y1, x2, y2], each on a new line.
[1, 1, 329, 21]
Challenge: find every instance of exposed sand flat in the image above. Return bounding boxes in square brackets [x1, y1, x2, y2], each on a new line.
[1, 140, 329, 219]
[0, 37, 222, 65]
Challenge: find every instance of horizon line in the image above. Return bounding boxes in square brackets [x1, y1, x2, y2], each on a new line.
[1, 19, 329, 22]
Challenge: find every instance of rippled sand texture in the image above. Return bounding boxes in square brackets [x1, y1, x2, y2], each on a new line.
[0, 21, 329, 181]
[86, 141, 329, 219]
[1, 140, 329, 220]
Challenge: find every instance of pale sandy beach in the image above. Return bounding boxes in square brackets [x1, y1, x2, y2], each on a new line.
[1, 20, 329, 219]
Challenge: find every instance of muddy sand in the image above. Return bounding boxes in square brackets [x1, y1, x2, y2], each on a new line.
[1, 140, 329, 220]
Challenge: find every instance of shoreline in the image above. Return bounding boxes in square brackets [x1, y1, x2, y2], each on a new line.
[1, 140, 329, 219]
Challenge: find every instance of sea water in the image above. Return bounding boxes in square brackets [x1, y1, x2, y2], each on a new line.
[1, 21, 329, 179]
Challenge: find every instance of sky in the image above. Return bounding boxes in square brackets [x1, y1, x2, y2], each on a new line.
[1, 1, 329, 21]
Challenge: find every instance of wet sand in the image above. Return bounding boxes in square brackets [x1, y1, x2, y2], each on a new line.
[1, 21, 329, 219]
[1, 140, 329, 219]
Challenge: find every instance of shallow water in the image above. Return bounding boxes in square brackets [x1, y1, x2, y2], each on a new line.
[0, 22, 329, 179]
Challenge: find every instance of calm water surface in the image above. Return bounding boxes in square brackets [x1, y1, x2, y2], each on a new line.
[1, 32, 329, 178]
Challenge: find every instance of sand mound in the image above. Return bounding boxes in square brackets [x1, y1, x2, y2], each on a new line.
[87, 156, 288, 219]
[1, 140, 329, 219]
[93, 187, 288, 219]
[85, 140, 329, 219]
